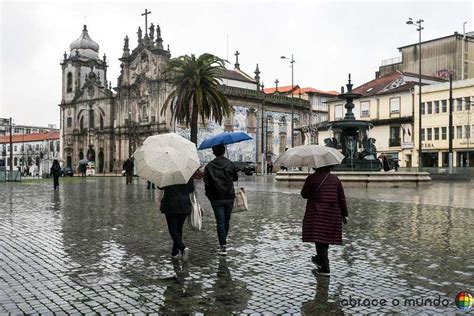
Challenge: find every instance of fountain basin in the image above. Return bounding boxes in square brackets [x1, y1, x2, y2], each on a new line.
[275, 170, 431, 188]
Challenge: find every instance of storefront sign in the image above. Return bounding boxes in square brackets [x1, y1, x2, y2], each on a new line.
[402, 142, 414, 149]
[422, 143, 434, 148]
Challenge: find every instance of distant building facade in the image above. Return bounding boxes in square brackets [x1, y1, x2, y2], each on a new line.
[0, 131, 60, 175]
[414, 78, 474, 167]
[0, 119, 58, 137]
[379, 31, 474, 81]
[59, 23, 309, 173]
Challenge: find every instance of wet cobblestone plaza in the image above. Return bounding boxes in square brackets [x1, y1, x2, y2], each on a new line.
[1, 177, 473, 314]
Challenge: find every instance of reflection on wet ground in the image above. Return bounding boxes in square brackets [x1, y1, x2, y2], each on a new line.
[0, 177, 472, 314]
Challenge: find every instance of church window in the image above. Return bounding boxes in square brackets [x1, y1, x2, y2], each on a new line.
[80, 116, 84, 131]
[100, 115, 104, 130]
[67, 117, 72, 128]
[67, 73, 73, 93]
[89, 110, 95, 129]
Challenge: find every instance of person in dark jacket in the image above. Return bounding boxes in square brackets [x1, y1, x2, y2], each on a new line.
[301, 165, 348, 277]
[204, 144, 238, 256]
[50, 160, 62, 190]
[160, 179, 195, 261]
[123, 158, 134, 184]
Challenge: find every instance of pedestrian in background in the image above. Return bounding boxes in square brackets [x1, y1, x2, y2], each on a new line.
[204, 144, 238, 256]
[123, 158, 134, 184]
[301, 165, 348, 277]
[50, 159, 62, 190]
[160, 179, 195, 261]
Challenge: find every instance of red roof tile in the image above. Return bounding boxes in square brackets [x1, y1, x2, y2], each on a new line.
[0, 131, 60, 143]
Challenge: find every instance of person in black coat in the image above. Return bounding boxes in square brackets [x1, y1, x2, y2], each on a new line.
[50, 160, 61, 190]
[204, 144, 238, 256]
[160, 179, 195, 261]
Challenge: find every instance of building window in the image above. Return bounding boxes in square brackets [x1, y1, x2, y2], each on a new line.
[421, 128, 425, 141]
[14, 157, 17, 166]
[427, 101, 432, 114]
[360, 101, 370, 117]
[434, 101, 439, 114]
[390, 98, 400, 114]
[335, 105, 343, 120]
[434, 127, 439, 140]
[66, 72, 73, 93]
[26, 129, 30, 134]
[456, 126, 462, 139]
[456, 98, 463, 111]
[14, 145, 17, 152]
[427, 128, 432, 141]
[441, 127, 447, 140]
[89, 110, 95, 129]
[36, 144, 39, 150]
[100, 115, 104, 130]
[67, 117, 72, 128]
[389, 126, 401, 146]
[80, 116, 84, 131]
[421, 102, 425, 115]
[465, 97, 471, 111]
[465, 125, 470, 139]
[441, 100, 447, 112]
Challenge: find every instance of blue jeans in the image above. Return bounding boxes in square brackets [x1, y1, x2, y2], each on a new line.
[211, 200, 234, 246]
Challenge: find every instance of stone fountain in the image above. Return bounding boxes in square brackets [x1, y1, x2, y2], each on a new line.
[324, 74, 381, 171]
[275, 74, 431, 187]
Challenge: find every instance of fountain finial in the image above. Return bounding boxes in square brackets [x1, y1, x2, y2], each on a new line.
[346, 73, 353, 93]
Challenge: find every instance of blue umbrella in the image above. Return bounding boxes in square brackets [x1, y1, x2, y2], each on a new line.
[198, 132, 252, 150]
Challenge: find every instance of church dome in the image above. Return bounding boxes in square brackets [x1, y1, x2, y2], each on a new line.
[69, 25, 100, 59]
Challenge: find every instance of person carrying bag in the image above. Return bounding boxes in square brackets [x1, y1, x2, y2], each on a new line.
[204, 144, 239, 256]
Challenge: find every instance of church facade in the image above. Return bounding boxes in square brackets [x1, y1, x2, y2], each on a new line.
[59, 22, 310, 173]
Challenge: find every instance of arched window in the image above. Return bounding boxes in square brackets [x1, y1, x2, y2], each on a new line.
[89, 110, 95, 129]
[66, 72, 73, 93]
[100, 115, 104, 130]
[80, 116, 84, 132]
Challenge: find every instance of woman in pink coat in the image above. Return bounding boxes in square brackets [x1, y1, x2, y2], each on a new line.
[301, 165, 348, 277]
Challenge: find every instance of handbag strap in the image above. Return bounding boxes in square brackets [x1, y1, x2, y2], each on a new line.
[313, 173, 330, 195]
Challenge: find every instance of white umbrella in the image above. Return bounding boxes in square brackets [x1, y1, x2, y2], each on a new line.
[133, 133, 200, 188]
[274, 145, 345, 168]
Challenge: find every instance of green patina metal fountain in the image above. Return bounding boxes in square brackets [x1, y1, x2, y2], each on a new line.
[324, 74, 381, 171]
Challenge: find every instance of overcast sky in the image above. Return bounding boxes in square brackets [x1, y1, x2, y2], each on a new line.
[1, 0, 472, 127]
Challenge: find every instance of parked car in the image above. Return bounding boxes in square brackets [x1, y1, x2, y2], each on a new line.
[61, 167, 74, 177]
[233, 161, 256, 176]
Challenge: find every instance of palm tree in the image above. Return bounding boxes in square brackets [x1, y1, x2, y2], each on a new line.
[162, 53, 231, 145]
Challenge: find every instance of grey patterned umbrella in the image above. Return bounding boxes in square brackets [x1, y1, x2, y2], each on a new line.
[133, 133, 200, 188]
[274, 145, 345, 168]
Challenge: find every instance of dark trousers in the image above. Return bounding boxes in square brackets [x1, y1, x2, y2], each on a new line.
[126, 172, 133, 184]
[147, 181, 155, 189]
[316, 243, 330, 269]
[165, 213, 188, 255]
[53, 176, 60, 190]
[211, 201, 234, 246]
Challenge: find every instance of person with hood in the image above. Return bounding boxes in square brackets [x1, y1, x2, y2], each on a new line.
[204, 144, 238, 256]
[301, 165, 348, 277]
[50, 160, 62, 190]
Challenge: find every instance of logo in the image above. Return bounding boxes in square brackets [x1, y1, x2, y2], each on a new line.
[455, 291, 473, 312]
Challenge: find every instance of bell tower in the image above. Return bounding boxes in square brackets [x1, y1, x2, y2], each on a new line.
[60, 25, 108, 103]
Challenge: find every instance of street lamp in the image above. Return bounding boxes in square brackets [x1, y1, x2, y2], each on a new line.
[406, 17, 424, 171]
[281, 54, 295, 147]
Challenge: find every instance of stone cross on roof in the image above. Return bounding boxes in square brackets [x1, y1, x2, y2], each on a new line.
[141, 9, 152, 36]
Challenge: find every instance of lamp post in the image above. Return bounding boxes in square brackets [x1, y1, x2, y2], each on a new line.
[406, 18, 424, 171]
[260, 82, 266, 175]
[281, 54, 295, 147]
[128, 111, 132, 158]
